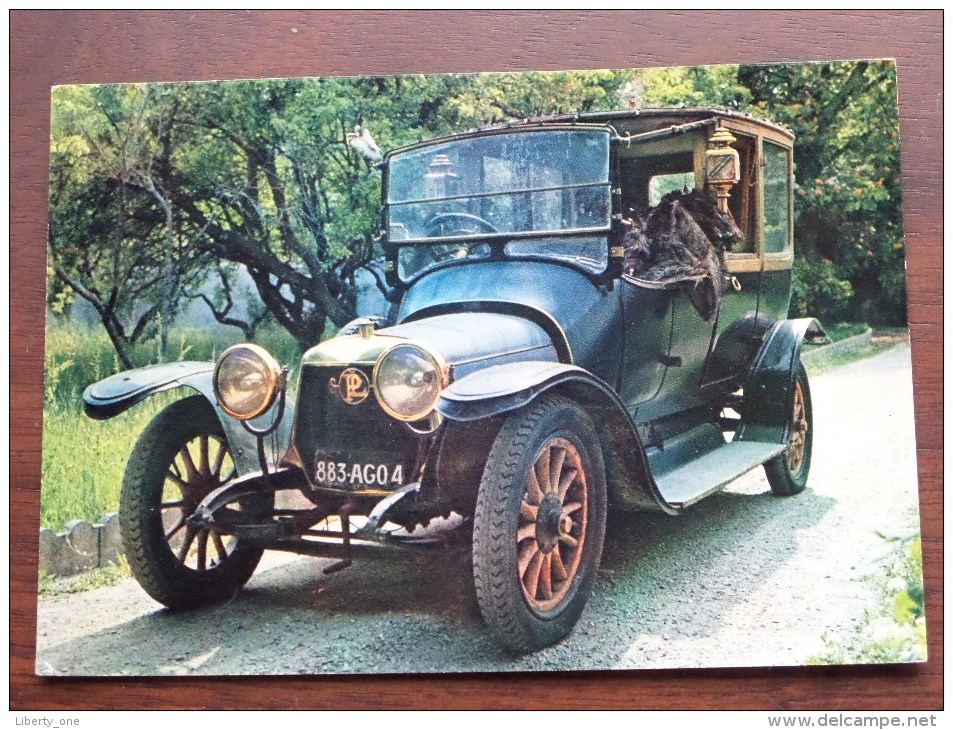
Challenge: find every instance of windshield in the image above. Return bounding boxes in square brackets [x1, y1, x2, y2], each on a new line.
[387, 129, 611, 241]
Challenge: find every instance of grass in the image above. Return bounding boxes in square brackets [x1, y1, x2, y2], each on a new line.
[804, 327, 905, 376]
[808, 532, 925, 664]
[804, 341, 897, 376]
[824, 321, 870, 342]
[43, 319, 302, 407]
[38, 556, 132, 597]
[41, 319, 300, 530]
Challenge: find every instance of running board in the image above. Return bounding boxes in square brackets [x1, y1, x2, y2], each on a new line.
[655, 441, 785, 508]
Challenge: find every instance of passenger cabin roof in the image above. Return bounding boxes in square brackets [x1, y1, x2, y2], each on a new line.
[386, 108, 793, 160]
[545, 107, 793, 140]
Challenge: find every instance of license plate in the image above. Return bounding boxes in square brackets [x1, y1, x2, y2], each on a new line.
[313, 459, 405, 489]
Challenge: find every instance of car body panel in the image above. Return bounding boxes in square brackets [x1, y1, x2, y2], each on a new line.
[398, 260, 623, 383]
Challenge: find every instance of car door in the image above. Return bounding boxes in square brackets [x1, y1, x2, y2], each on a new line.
[618, 145, 719, 422]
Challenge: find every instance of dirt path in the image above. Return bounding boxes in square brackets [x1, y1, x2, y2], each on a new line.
[36, 343, 921, 676]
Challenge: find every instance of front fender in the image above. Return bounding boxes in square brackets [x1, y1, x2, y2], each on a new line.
[83, 361, 215, 420]
[82, 362, 292, 475]
[437, 361, 587, 422]
[437, 361, 676, 514]
[737, 317, 828, 444]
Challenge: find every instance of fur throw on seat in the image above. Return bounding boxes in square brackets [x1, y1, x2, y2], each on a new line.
[622, 189, 743, 321]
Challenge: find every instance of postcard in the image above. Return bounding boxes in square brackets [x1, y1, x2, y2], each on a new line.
[37, 61, 923, 675]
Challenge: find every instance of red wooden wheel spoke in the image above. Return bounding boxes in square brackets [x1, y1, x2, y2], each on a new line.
[165, 515, 186, 540]
[198, 435, 210, 477]
[211, 440, 227, 478]
[178, 524, 198, 562]
[557, 468, 578, 500]
[549, 447, 567, 495]
[518, 541, 539, 578]
[165, 471, 190, 491]
[551, 548, 569, 581]
[517, 523, 537, 543]
[787, 381, 807, 472]
[562, 501, 583, 516]
[526, 468, 544, 505]
[535, 446, 552, 493]
[524, 551, 544, 598]
[559, 533, 579, 548]
[211, 531, 228, 562]
[196, 530, 208, 572]
[161, 499, 185, 509]
[538, 553, 553, 600]
[520, 501, 538, 521]
[179, 446, 200, 482]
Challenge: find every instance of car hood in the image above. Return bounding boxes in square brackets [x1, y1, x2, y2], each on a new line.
[301, 312, 559, 380]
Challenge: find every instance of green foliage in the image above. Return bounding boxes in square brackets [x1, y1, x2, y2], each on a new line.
[809, 534, 925, 664]
[637, 64, 751, 109]
[791, 255, 854, 320]
[48, 63, 906, 360]
[739, 60, 905, 324]
[41, 319, 299, 529]
[449, 70, 625, 125]
[823, 321, 869, 342]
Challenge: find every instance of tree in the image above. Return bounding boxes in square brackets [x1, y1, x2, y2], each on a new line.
[739, 61, 905, 324]
[158, 75, 474, 349]
[448, 70, 625, 125]
[49, 64, 905, 369]
[48, 84, 208, 368]
[49, 76, 474, 356]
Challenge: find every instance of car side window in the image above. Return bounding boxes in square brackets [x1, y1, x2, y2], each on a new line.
[763, 142, 792, 254]
[723, 133, 757, 255]
[648, 171, 695, 207]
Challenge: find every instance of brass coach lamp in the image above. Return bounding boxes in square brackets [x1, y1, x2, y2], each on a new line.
[705, 124, 740, 214]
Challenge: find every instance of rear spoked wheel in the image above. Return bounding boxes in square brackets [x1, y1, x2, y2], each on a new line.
[764, 363, 813, 496]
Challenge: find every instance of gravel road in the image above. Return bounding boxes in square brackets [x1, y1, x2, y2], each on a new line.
[36, 342, 921, 676]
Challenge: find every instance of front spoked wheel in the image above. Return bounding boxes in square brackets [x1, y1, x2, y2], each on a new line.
[473, 395, 606, 652]
[120, 396, 271, 609]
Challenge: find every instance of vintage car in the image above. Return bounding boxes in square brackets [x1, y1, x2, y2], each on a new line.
[84, 108, 828, 652]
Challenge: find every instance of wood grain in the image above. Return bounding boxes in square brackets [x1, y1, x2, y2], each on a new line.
[11, 10, 941, 710]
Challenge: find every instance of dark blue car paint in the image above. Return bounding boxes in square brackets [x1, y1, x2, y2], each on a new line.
[398, 260, 624, 386]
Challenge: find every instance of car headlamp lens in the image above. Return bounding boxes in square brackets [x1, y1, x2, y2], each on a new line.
[373, 343, 448, 421]
[214, 344, 282, 420]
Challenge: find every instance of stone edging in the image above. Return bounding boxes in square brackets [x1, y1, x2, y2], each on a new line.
[801, 328, 873, 363]
[39, 513, 123, 577]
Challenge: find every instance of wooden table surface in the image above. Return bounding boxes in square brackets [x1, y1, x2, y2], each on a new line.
[11, 10, 942, 710]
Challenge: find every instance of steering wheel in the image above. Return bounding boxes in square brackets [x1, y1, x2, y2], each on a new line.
[425, 212, 499, 237]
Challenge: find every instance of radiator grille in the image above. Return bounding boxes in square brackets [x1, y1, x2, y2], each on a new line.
[292, 364, 419, 491]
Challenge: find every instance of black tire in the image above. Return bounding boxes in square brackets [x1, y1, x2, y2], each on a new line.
[764, 363, 813, 496]
[472, 394, 607, 652]
[120, 395, 271, 609]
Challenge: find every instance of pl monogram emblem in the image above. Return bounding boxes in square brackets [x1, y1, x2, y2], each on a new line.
[329, 368, 370, 405]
